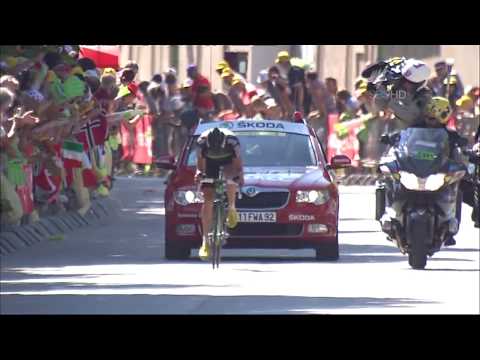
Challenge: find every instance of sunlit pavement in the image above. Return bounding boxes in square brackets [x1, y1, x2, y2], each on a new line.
[1, 178, 478, 314]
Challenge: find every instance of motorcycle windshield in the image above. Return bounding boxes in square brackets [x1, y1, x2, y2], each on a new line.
[396, 128, 450, 177]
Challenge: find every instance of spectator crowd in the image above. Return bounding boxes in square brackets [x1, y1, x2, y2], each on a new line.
[1, 46, 479, 227]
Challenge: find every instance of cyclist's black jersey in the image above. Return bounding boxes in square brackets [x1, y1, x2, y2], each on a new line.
[197, 128, 241, 160]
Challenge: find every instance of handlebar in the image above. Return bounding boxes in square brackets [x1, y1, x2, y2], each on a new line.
[463, 148, 480, 164]
[196, 172, 243, 199]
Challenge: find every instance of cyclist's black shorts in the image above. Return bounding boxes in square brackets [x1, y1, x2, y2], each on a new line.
[202, 156, 234, 188]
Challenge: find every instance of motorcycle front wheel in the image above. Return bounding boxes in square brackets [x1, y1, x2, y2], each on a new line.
[408, 227, 428, 269]
[408, 250, 427, 269]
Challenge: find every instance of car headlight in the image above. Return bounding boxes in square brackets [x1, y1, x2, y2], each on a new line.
[296, 190, 330, 205]
[174, 190, 204, 206]
[399, 171, 445, 191]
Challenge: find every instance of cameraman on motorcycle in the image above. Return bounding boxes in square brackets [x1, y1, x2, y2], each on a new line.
[380, 96, 468, 245]
[372, 58, 432, 130]
[370, 58, 470, 245]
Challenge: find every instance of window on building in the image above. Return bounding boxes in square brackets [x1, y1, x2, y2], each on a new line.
[224, 52, 248, 79]
[170, 45, 179, 70]
[356, 53, 366, 79]
[377, 45, 441, 61]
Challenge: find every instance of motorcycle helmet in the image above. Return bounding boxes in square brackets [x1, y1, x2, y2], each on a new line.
[425, 96, 452, 124]
[401, 59, 431, 85]
[207, 127, 226, 151]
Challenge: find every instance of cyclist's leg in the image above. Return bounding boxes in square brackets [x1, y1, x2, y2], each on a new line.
[199, 158, 220, 258]
[226, 182, 237, 210]
[200, 185, 215, 244]
[224, 162, 241, 228]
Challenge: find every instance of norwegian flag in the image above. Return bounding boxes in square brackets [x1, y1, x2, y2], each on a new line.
[33, 144, 63, 203]
[75, 116, 108, 151]
[82, 167, 98, 188]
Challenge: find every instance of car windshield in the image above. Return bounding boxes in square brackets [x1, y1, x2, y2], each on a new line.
[186, 131, 317, 167]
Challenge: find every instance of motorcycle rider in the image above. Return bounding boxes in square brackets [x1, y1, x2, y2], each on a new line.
[425, 97, 471, 244]
[195, 127, 245, 260]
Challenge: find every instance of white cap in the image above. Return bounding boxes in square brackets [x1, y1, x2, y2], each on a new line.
[256, 69, 269, 84]
[401, 59, 431, 84]
[265, 98, 277, 108]
[147, 81, 164, 93]
[245, 82, 257, 93]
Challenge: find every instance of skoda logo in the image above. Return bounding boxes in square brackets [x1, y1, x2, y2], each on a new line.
[244, 187, 258, 198]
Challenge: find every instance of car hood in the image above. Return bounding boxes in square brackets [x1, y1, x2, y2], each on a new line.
[243, 166, 331, 189]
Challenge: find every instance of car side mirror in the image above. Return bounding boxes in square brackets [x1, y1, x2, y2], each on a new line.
[329, 155, 351, 169]
[155, 155, 176, 170]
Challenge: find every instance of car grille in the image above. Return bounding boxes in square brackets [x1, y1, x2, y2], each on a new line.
[230, 224, 303, 237]
[236, 192, 290, 209]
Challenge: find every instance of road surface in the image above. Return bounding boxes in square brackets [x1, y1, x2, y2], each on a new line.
[1, 177, 478, 314]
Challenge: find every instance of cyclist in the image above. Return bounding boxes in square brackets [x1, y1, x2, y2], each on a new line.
[195, 127, 245, 260]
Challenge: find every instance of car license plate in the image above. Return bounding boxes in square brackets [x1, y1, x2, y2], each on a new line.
[238, 212, 277, 223]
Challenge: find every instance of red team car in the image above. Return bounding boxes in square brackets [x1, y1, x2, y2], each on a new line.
[158, 119, 351, 261]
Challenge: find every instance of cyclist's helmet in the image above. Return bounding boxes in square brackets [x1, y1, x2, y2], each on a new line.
[425, 96, 452, 124]
[207, 127, 226, 151]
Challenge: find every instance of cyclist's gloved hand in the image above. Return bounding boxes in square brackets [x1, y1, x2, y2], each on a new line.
[194, 171, 205, 184]
[234, 174, 245, 187]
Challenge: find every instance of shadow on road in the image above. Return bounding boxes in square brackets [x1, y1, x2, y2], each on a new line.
[441, 248, 480, 253]
[1, 282, 232, 292]
[339, 230, 381, 234]
[336, 244, 476, 264]
[0, 293, 438, 314]
[424, 268, 479, 272]
[339, 218, 375, 221]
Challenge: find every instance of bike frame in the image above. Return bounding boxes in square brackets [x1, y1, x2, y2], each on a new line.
[210, 168, 228, 269]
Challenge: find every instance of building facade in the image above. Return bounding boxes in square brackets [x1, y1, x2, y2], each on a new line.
[119, 45, 479, 93]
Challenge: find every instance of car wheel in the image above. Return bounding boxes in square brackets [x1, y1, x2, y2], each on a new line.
[315, 242, 339, 261]
[165, 240, 191, 260]
[315, 215, 339, 261]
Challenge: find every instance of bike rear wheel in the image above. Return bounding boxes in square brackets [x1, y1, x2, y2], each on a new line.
[216, 202, 225, 268]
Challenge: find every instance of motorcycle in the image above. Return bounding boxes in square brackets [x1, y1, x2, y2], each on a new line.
[375, 127, 467, 269]
[462, 144, 480, 227]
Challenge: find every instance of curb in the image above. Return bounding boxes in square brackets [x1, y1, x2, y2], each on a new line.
[0, 198, 119, 257]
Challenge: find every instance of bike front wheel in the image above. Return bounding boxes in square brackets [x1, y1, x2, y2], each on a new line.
[211, 201, 226, 269]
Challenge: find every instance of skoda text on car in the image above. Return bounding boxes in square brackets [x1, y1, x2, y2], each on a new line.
[158, 119, 351, 260]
